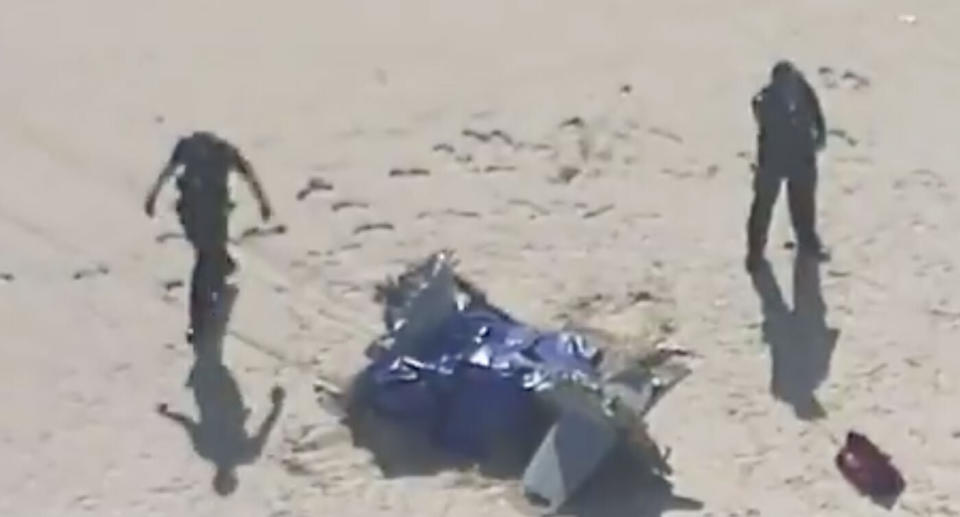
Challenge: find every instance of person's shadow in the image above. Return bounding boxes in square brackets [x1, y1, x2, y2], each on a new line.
[156, 285, 285, 496]
[749, 255, 839, 420]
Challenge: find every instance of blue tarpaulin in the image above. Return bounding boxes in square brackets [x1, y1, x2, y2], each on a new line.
[346, 251, 694, 510]
[357, 251, 603, 460]
[365, 305, 602, 459]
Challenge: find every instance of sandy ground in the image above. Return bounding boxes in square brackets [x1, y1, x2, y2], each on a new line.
[3, 0, 960, 515]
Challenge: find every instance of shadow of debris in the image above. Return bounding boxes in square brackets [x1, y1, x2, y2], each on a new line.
[338, 258, 701, 514]
[559, 443, 704, 517]
[343, 395, 701, 517]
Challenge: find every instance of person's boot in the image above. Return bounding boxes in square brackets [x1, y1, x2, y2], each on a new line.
[225, 253, 237, 277]
[798, 236, 830, 262]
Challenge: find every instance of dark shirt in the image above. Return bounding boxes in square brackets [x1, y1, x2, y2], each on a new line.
[752, 81, 825, 162]
[173, 133, 234, 208]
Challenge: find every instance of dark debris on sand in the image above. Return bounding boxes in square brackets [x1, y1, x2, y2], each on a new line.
[296, 177, 334, 201]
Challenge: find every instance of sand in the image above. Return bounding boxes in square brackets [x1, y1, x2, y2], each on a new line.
[2, 0, 960, 515]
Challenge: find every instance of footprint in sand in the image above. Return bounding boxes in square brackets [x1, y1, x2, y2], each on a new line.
[296, 177, 334, 201]
[353, 222, 395, 234]
[331, 200, 370, 212]
[73, 263, 110, 280]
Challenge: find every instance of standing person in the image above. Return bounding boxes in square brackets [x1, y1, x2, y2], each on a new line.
[746, 60, 829, 272]
[145, 131, 273, 343]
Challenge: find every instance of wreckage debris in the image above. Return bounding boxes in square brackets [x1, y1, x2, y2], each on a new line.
[341, 250, 692, 510]
[551, 166, 582, 184]
[523, 408, 618, 509]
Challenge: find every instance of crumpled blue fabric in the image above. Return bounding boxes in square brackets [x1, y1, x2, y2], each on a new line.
[363, 304, 602, 459]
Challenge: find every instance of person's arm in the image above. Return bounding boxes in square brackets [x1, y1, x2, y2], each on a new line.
[751, 90, 765, 127]
[750, 90, 766, 172]
[804, 81, 827, 150]
[242, 387, 284, 463]
[231, 147, 272, 221]
[156, 403, 200, 441]
[144, 140, 184, 217]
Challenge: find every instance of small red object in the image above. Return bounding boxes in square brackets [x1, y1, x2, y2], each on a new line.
[835, 431, 905, 499]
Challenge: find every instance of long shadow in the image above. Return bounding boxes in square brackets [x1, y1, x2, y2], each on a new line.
[156, 285, 285, 496]
[345, 396, 700, 517]
[749, 255, 839, 420]
[557, 442, 704, 517]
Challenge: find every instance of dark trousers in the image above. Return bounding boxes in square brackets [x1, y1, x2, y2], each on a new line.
[188, 248, 236, 340]
[179, 201, 235, 339]
[747, 154, 820, 256]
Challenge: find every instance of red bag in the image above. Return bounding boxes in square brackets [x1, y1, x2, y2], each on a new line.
[835, 431, 905, 499]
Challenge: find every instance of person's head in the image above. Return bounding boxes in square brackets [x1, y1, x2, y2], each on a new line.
[185, 131, 233, 163]
[190, 131, 223, 145]
[213, 466, 238, 496]
[770, 60, 803, 99]
[771, 60, 796, 79]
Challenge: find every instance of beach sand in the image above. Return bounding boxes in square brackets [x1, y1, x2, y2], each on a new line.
[2, 1, 959, 515]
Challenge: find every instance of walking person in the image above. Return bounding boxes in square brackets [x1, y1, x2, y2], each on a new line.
[145, 131, 272, 343]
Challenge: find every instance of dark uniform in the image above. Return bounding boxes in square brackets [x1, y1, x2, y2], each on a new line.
[746, 61, 828, 271]
[145, 132, 272, 343]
